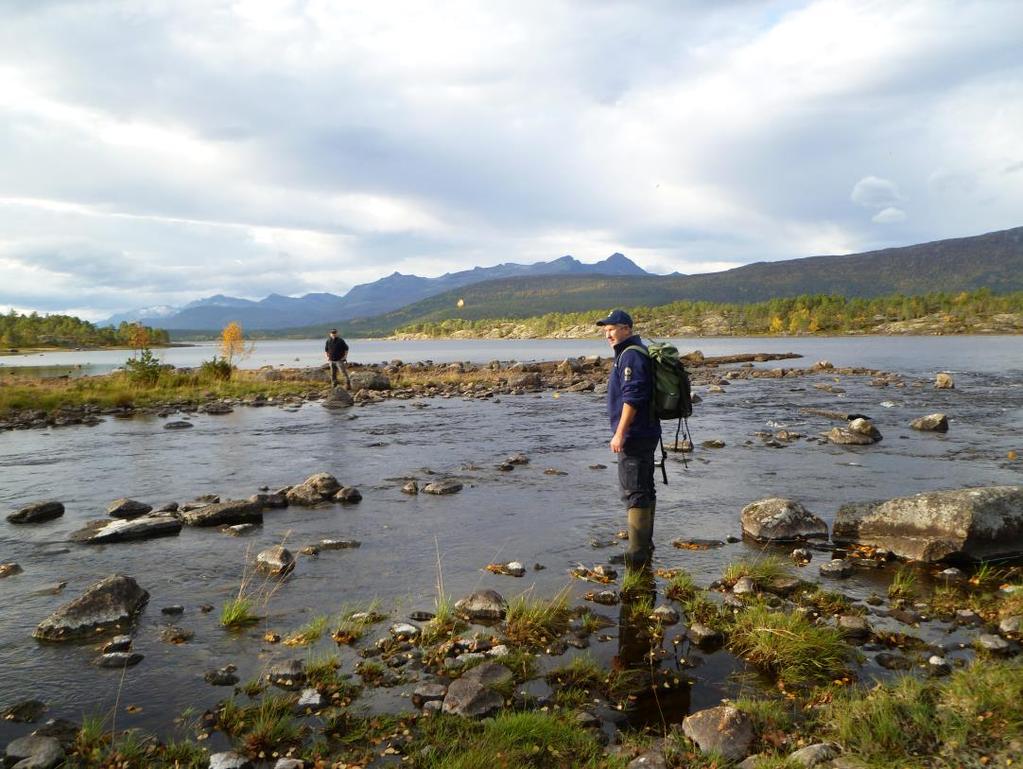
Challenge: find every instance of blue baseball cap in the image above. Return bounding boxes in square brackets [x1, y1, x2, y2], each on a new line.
[595, 309, 633, 327]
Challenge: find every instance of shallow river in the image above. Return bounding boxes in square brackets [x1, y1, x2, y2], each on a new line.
[1, 337, 1022, 746]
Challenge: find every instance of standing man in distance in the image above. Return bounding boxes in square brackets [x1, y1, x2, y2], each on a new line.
[598, 309, 661, 569]
[325, 328, 352, 389]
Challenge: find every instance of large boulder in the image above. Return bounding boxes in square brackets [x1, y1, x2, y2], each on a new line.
[179, 500, 263, 527]
[349, 371, 391, 391]
[7, 501, 65, 524]
[106, 498, 153, 519]
[70, 514, 182, 544]
[33, 574, 149, 642]
[740, 498, 827, 541]
[833, 486, 1023, 562]
[827, 417, 882, 446]
[682, 705, 754, 762]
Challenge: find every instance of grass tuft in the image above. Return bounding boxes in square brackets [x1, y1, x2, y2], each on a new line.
[722, 556, 790, 588]
[728, 603, 853, 688]
[283, 614, 328, 646]
[504, 588, 571, 648]
[887, 566, 918, 601]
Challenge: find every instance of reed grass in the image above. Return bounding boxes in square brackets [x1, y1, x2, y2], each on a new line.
[504, 587, 571, 648]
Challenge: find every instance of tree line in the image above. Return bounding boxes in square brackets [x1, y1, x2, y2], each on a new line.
[0, 310, 170, 349]
[396, 288, 1023, 337]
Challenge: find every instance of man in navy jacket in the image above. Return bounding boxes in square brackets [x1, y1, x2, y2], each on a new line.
[597, 309, 660, 568]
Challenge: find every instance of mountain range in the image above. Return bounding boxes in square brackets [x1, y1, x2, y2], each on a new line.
[106, 225, 1023, 335]
[103, 253, 647, 330]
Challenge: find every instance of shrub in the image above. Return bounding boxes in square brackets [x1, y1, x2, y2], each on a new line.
[199, 355, 233, 381]
[124, 347, 163, 386]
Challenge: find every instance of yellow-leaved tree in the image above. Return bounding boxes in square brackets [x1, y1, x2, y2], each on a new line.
[219, 321, 253, 367]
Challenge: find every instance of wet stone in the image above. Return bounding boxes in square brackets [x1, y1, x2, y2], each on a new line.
[424, 480, 463, 495]
[160, 626, 193, 644]
[266, 659, 306, 689]
[205, 667, 240, 686]
[875, 652, 912, 670]
[0, 562, 23, 578]
[819, 559, 853, 578]
[652, 605, 679, 625]
[455, 589, 507, 620]
[161, 605, 184, 616]
[927, 655, 952, 676]
[1, 699, 46, 723]
[7, 500, 65, 524]
[975, 633, 1012, 656]
[102, 635, 132, 653]
[334, 486, 362, 503]
[209, 752, 254, 769]
[688, 623, 724, 648]
[401, 480, 419, 494]
[106, 498, 152, 519]
[3, 734, 64, 769]
[412, 683, 447, 707]
[95, 652, 144, 668]
[682, 705, 754, 762]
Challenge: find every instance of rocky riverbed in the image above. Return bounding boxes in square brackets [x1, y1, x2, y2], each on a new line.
[1, 352, 1022, 768]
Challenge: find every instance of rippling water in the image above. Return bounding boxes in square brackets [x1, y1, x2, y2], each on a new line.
[1, 339, 1022, 743]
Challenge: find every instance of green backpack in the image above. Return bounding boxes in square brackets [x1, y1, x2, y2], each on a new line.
[624, 341, 694, 482]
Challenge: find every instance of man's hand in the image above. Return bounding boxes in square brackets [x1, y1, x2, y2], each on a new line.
[611, 402, 637, 453]
[609, 432, 626, 453]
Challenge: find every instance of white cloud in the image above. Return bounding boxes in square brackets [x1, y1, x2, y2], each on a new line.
[872, 207, 907, 224]
[851, 176, 904, 209]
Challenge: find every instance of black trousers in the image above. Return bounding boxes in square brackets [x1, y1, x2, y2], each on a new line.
[617, 435, 658, 509]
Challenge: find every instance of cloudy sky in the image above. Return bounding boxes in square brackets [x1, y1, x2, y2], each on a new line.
[1, 0, 1021, 320]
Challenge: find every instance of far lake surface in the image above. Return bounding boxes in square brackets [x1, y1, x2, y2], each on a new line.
[0, 335, 1021, 744]
[1, 335, 1021, 377]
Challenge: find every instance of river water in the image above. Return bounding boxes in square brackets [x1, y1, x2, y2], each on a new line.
[1, 336, 1022, 746]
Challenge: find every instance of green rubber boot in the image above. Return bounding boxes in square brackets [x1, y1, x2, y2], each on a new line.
[625, 506, 654, 569]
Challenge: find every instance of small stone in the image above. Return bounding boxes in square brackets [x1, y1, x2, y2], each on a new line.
[412, 683, 448, 707]
[106, 498, 153, 519]
[102, 635, 132, 653]
[297, 688, 326, 710]
[837, 615, 871, 640]
[791, 548, 812, 565]
[160, 626, 194, 644]
[975, 633, 1011, 655]
[1, 699, 46, 723]
[999, 616, 1022, 636]
[504, 561, 526, 577]
[319, 538, 360, 550]
[820, 559, 853, 578]
[732, 576, 756, 595]
[506, 452, 529, 465]
[687, 622, 723, 647]
[95, 652, 144, 668]
[788, 742, 840, 767]
[205, 667, 240, 686]
[7, 500, 65, 524]
[209, 752, 254, 769]
[424, 479, 464, 495]
[0, 562, 23, 578]
[927, 655, 951, 676]
[265, 659, 306, 689]
[934, 372, 954, 389]
[334, 486, 362, 504]
[401, 480, 419, 495]
[161, 605, 184, 616]
[256, 546, 295, 577]
[390, 622, 421, 640]
[652, 605, 679, 624]
[910, 413, 949, 432]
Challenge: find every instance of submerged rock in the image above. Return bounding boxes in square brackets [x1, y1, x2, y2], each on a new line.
[832, 485, 1023, 562]
[740, 498, 828, 542]
[424, 479, 463, 495]
[95, 651, 144, 668]
[1, 699, 46, 723]
[322, 388, 354, 409]
[34, 574, 149, 642]
[935, 372, 955, 389]
[179, 500, 263, 527]
[7, 500, 64, 524]
[70, 513, 182, 544]
[0, 562, 23, 578]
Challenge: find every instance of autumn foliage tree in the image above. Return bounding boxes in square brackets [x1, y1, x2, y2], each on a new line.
[220, 321, 254, 366]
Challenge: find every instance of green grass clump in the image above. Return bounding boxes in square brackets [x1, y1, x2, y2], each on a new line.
[796, 586, 861, 616]
[546, 654, 605, 690]
[411, 711, 611, 769]
[420, 594, 467, 646]
[664, 570, 698, 602]
[332, 601, 387, 645]
[504, 588, 571, 648]
[680, 593, 725, 628]
[160, 740, 208, 769]
[496, 647, 538, 683]
[284, 614, 328, 646]
[220, 597, 259, 628]
[722, 556, 790, 588]
[241, 695, 303, 757]
[728, 604, 853, 688]
[887, 566, 918, 601]
[304, 652, 343, 688]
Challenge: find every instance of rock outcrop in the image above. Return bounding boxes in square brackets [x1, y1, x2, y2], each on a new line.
[833, 486, 1023, 562]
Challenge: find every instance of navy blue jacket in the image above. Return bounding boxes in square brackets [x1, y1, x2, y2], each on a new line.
[607, 335, 661, 440]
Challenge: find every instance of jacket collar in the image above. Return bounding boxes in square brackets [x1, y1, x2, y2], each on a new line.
[613, 334, 642, 358]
